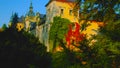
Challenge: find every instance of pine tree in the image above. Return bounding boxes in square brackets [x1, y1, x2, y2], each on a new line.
[10, 13, 19, 29]
[2, 24, 7, 30]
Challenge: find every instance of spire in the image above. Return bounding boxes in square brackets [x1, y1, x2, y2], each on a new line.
[29, 0, 33, 11]
[26, 0, 35, 16]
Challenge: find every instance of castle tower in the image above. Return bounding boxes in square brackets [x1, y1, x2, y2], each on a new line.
[25, 1, 40, 35]
[27, 1, 35, 17]
[44, 0, 79, 51]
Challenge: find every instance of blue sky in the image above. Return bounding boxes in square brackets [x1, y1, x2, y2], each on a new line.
[0, 0, 49, 27]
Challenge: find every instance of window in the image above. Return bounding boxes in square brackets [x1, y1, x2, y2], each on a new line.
[60, 9, 64, 15]
[69, 10, 72, 15]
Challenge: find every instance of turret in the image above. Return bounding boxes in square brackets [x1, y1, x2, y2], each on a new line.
[29, 2, 33, 12]
[26, 1, 35, 17]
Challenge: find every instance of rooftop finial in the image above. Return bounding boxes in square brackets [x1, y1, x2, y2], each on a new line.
[26, 0, 35, 16]
[30, 0, 33, 9]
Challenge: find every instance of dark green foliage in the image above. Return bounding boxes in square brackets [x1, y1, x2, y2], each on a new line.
[0, 28, 51, 68]
[52, 52, 70, 68]
[49, 16, 71, 51]
[52, 51, 82, 68]
[90, 35, 120, 68]
[73, 0, 120, 67]
[2, 24, 7, 30]
[51, 37, 95, 68]
[10, 13, 19, 29]
[49, 16, 71, 40]
[100, 20, 120, 41]
[90, 0, 120, 67]
[77, 0, 120, 21]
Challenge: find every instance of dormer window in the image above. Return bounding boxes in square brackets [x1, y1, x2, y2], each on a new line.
[69, 10, 72, 15]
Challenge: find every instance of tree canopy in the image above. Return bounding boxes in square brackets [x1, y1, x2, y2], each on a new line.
[9, 13, 19, 29]
[73, 0, 120, 67]
[49, 16, 71, 51]
[0, 28, 51, 68]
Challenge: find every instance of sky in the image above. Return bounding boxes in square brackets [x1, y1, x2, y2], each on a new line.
[0, 0, 49, 27]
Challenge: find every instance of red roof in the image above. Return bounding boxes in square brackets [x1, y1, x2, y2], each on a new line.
[45, 0, 75, 7]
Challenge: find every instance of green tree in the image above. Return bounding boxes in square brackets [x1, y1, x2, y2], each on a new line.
[74, 0, 120, 67]
[49, 16, 71, 51]
[0, 28, 51, 68]
[2, 24, 7, 30]
[10, 13, 19, 29]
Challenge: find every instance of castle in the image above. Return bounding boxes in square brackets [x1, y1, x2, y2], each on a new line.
[13, 0, 103, 51]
